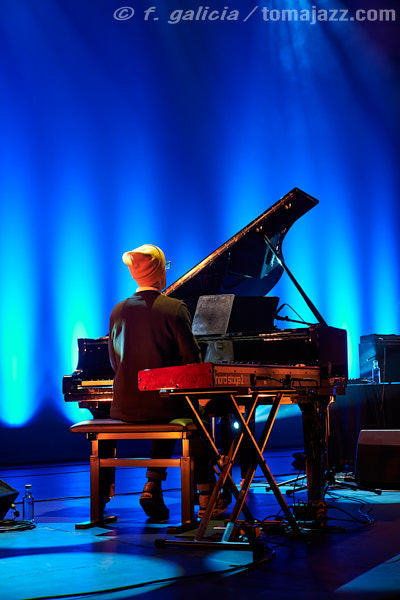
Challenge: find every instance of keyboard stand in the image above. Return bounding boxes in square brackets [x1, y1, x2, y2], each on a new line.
[156, 388, 301, 552]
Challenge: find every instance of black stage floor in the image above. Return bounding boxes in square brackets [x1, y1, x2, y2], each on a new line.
[1, 448, 399, 600]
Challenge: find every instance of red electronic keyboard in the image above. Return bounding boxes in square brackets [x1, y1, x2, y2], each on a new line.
[138, 361, 346, 398]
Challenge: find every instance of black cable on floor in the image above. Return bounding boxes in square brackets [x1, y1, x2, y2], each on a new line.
[0, 519, 36, 532]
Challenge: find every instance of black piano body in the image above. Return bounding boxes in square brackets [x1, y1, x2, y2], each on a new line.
[63, 337, 113, 410]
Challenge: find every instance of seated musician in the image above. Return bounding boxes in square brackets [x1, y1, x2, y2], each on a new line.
[107, 244, 228, 521]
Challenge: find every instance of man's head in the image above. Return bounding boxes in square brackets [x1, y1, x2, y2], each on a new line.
[122, 244, 166, 290]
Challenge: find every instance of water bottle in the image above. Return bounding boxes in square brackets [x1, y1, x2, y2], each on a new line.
[22, 484, 34, 521]
[372, 359, 381, 384]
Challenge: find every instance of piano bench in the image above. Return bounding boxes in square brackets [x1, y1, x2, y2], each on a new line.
[70, 418, 198, 531]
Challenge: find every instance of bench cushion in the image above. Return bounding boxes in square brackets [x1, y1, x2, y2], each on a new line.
[70, 418, 198, 434]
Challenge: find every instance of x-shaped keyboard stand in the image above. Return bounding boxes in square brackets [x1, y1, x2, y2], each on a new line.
[157, 388, 301, 550]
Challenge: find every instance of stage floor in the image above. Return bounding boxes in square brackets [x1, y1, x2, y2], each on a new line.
[1, 448, 399, 600]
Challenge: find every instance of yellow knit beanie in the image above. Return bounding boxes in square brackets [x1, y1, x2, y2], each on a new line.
[122, 244, 166, 287]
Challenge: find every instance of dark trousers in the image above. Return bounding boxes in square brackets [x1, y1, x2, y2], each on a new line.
[147, 436, 215, 484]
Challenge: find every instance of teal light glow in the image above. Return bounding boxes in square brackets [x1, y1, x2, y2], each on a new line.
[51, 168, 104, 423]
[0, 552, 182, 599]
[0, 126, 37, 426]
[114, 154, 161, 302]
[0, 259, 36, 426]
[368, 172, 400, 335]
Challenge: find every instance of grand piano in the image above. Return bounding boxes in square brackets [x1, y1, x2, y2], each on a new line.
[63, 187, 348, 519]
[64, 187, 347, 404]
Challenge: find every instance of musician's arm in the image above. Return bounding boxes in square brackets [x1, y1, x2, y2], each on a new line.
[175, 302, 202, 364]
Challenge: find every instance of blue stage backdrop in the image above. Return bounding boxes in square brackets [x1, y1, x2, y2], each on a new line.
[0, 1, 399, 440]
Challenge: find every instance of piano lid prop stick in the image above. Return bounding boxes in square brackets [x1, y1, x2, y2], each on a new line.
[263, 234, 327, 327]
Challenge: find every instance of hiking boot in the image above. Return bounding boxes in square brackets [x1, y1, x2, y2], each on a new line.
[139, 481, 169, 522]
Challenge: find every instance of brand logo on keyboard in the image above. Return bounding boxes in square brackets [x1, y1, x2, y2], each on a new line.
[215, 374, 249, 387]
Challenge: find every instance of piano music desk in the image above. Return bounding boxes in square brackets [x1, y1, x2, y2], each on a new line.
[70, 418, 199, 531]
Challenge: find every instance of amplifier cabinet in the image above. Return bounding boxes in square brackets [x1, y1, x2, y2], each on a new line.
[359, 334, 400, 383]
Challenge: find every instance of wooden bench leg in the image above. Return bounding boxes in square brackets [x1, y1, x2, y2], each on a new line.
[76, 437, 117, 529]
[180, 455, 194, 524]
[167, 437, 197, 533]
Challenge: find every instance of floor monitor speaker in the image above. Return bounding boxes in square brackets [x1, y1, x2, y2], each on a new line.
[355, 430, 400, 489]
[0, 479, 19, 519]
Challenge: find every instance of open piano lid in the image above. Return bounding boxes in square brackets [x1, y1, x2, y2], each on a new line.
[165, 188, 318, 302]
